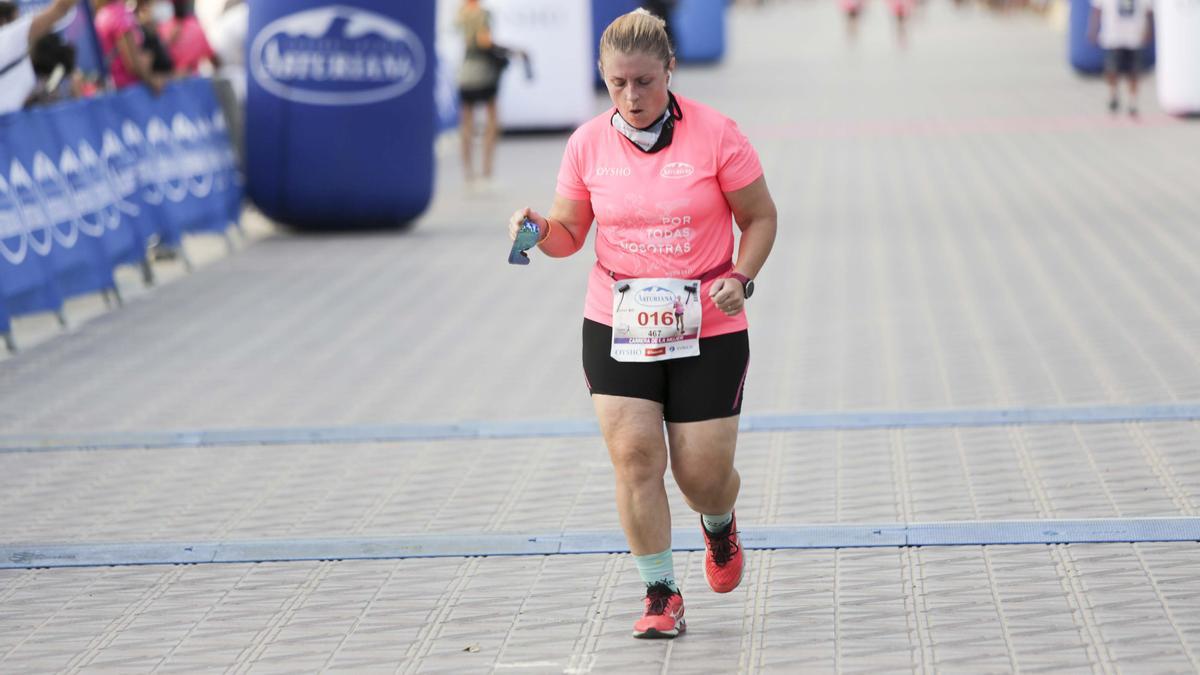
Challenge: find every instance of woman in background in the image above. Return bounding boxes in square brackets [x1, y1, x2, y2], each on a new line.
[455, 0, 502, 191]
[158, 0, 219, 76]
[93, 0, 163, 92]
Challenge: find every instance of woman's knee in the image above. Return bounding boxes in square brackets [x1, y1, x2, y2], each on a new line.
[609, 442, 667, 484]
[671, 462, 734, 498]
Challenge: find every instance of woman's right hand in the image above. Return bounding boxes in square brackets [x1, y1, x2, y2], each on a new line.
[508, 207, 545, 241]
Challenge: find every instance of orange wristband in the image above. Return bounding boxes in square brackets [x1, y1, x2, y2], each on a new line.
[538, 217, 554, 244]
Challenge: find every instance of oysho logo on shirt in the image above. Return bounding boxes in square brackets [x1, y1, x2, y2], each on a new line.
[250, 6, 426, 106]
[595, 166, 632, 177]
[660, 162, 695, 179]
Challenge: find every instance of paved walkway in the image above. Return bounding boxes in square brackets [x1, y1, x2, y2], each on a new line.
[3, 1, 1200, 672]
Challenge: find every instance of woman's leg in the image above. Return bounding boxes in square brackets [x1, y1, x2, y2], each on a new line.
[668, 415, 745, 594]
[593, 394, 671, 555]
[482, 97, 500, 179]
[666, 416, 740, 517]
[459, 101, 475, 181]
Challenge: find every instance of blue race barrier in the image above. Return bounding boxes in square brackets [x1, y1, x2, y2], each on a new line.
[0, 79, 242, 341]
[4, 108, 115, 301]
[1070, 0, 1155, 75]
[672, 0, 725, 64]
[246, 1, 436, 228]
[0, 114, 65, 329]
[41, 100, 140, 269]
[114, 86, 190, 247]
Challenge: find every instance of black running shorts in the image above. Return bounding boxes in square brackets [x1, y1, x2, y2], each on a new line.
[581, 318, 750, 423]
[1105, 48, 1141, 76]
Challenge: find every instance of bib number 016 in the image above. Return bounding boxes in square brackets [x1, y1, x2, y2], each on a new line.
[637, 311, 676, 327]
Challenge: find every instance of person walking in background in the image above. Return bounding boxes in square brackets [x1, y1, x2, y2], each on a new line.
[211, 0, 247, 103]
[157, 0, 219, 76]
[456, 0, 503, 191]
[94, 0, 164, 92]
[1088, 0, 1153, 117]
[210, 0, 248, 164]
[507, 9, 777, 639]
[0, 0, 77, 114]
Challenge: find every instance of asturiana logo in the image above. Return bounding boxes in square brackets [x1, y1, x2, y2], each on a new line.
[251, 5, 426, 106]
[660, 162, 694, 179]
[635, 286, 676, 307]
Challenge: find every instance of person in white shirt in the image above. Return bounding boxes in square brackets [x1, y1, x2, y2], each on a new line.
[211, 0, 247, 103]
[1088, 0, 1154, 117]
[0, 0, 77, 115]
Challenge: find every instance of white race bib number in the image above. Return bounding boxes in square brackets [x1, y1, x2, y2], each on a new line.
[611, 278, 702, 362]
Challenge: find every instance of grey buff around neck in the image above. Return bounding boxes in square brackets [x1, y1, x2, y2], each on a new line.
[611, 107, 672, 152]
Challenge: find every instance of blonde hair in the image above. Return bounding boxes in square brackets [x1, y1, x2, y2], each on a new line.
[598, 8, 674, 72]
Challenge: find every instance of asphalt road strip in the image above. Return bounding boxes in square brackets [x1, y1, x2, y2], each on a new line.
[4, 518, 1199, 569]
[1, 403, 1197, 453]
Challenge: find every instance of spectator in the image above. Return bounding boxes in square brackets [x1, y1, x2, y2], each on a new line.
[158, 0, 219, 76]
[211, 0, 247, 102]
[455, 0, 502, 190]
[135, 0, 176, 77]
[25, 32, 80, 107]
[1088, 0, 1154, 117]
[210, 0, 247, 164]
[0, 0, 76, 114]
[94, 0, 164, 92]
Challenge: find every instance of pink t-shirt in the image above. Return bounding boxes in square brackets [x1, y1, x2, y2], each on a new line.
[556, 94, 763, 338]
[159, 16, 215, 75]
[94, 4, 142, 89]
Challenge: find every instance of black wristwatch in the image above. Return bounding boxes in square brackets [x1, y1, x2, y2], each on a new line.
[730, 272, 755, 299]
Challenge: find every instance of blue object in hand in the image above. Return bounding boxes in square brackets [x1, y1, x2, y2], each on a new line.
[508, 217, 541, 265]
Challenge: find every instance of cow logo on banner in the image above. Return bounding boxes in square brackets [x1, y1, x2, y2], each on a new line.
[250, 5, 427, 106]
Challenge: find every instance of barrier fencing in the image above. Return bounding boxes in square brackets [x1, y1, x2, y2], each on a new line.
[0, 78, 243, 352]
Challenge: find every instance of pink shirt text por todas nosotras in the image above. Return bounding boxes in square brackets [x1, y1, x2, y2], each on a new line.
[556, 94, 763, 338]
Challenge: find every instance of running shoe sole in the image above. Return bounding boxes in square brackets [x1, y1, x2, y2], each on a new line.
[633, 619, 686, 639]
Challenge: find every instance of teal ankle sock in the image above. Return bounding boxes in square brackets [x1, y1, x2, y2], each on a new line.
[702, 511, 733, 534]
[633, 549, 679, 593]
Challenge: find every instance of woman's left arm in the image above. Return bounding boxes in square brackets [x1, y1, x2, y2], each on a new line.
[727, 175, 777, 279]
[710, 175, 778, 315]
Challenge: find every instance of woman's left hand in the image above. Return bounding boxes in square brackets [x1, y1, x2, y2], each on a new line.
[709, 278, 745, 316]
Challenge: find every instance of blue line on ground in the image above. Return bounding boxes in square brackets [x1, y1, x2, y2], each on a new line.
[0, 403, 1197, 453]
[3, 518, 1198, 570]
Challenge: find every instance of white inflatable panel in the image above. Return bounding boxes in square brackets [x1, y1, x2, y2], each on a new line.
[1156, 1, 1200, 115]
[490, 0, 597, 131]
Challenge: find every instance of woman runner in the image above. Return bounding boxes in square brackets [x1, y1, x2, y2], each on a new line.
[506, 10, 777, 639]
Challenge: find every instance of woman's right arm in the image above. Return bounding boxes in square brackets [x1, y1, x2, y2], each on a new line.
[508, 194, 594, 258]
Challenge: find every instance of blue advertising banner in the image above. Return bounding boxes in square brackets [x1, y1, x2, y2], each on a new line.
[246, 1, 435, 228]
[0, 78, 242, 342]
[15, 0, 107, 78]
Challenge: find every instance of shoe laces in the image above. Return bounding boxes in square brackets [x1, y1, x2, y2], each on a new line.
[644, 582, 676, 615]
[707, 526, 740, 566]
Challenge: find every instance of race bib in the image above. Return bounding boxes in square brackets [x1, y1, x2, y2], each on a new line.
[611, 278, 702, 362]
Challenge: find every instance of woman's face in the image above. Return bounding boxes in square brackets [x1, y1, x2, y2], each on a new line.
[601, 50, 674, 129]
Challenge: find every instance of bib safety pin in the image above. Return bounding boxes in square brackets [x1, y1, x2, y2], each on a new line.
[615, 282, 631, 312]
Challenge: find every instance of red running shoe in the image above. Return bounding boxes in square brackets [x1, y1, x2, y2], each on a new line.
[702, 512, 744, 593]
[632, 582, 686, 639]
